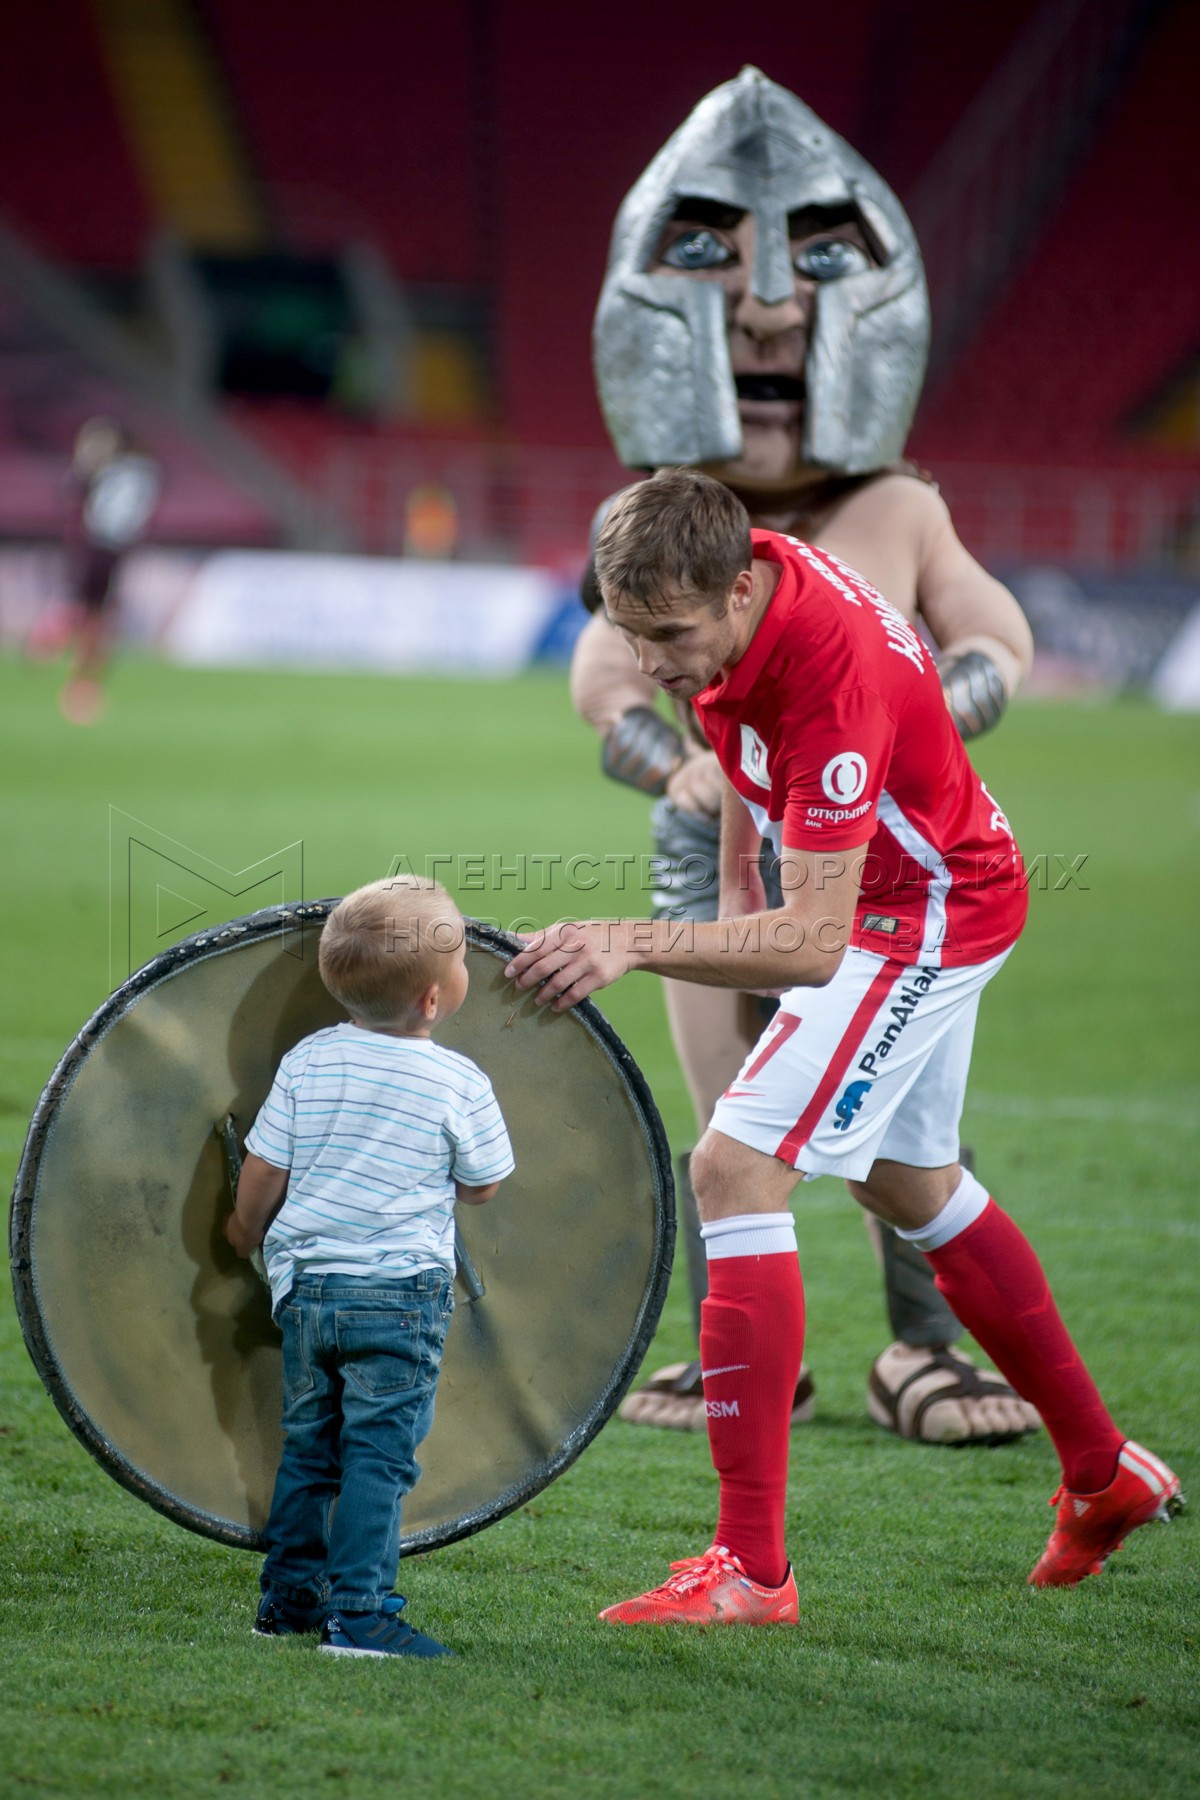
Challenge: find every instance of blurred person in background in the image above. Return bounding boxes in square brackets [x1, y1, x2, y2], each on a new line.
[57, 417, 161, 724]
[572, 68, 1036, 1446]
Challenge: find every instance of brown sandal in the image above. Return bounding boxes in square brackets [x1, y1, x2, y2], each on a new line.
[619, 1360, 815, 1432]
[868, 1343, 1042, 1445]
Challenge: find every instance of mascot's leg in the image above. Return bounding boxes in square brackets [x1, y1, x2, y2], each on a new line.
[619, 980, 814, 1431]
[865, 1153, 1042, 1445]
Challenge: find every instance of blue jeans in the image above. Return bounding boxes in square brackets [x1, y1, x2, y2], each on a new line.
[260, 1270, 453, 1614]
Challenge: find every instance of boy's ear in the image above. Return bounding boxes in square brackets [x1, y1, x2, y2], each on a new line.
[417, 982, 440, 1019]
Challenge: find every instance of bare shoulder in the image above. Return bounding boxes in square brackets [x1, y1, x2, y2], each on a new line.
[843, 472, 949, 531]
[825, 473, 952, 560]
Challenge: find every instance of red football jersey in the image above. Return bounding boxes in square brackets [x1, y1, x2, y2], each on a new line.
[693, 531, 1028, 968]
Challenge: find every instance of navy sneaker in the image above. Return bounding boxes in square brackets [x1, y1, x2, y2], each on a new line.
[320, 1601, 453, 1659]
[254, 1593, 326, 1637]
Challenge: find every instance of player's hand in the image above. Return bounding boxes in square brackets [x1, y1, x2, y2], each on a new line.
[665, 751, 723, 819]
[505, 920, 633, 1011]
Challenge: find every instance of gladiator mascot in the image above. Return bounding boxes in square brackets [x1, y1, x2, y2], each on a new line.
[572, 66, 1039, 1444]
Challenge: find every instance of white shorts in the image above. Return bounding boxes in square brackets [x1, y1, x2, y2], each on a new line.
[708, 946, 1011, 1182]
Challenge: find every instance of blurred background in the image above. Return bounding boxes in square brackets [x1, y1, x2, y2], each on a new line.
[0, 0, 1198, 700]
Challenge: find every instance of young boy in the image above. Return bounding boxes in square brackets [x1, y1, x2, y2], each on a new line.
[224, 876, 514, 1659]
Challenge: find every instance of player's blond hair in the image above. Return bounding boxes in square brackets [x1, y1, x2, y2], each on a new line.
[318, 876, 464, 1023]
[593, 468, 752, 613]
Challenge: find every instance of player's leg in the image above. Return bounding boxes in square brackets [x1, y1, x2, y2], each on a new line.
[600, 1128, 804, 1624]
[59, 546, 118, 724]
[692, 1129, 807, 1581]
[863, 1006, 1039, 1446]
[620, 802, 812, 1431]
[849, 1158, 1119, 1484]
[620, 976, 816, 1432]
[865, 1210, 961, 1348]
[601, 947, 910, 1625]
[847, 1158, 1182, 1584]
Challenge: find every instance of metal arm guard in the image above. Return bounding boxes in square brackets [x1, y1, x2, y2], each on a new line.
[940, 649, 1008, 741]
[602, 706, 684, 796]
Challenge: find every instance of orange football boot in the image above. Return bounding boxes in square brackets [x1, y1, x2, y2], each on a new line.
[599, 1545, 799, 1625]
[1029, 1441, 1184, 1588]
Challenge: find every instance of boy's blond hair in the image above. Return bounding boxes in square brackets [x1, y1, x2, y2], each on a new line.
[318, 877, 464, 1024]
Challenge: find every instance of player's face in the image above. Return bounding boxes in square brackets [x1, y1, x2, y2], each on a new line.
[604, 586, 744, 701]
[651, 203, 877, 491]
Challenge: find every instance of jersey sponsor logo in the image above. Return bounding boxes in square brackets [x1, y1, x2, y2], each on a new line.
[832, 1079, 873, 1132]
[821, 752, 867, 805]
[856, 965, 941, 1076]
[806, 798, 871, 824]
[740, 725, 771, 789]
[706, 1398, 740, 1419]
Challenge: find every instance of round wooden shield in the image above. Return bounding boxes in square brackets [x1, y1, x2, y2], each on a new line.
[9, 904, 674, 1553]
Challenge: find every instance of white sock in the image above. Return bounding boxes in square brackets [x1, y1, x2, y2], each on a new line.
[700, 1211, 797, 1260]
[894, 1168, 990, 1253]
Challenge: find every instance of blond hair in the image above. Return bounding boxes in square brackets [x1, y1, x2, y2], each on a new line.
[318, 876, 464, 1023]
[593, 468, 752, 613]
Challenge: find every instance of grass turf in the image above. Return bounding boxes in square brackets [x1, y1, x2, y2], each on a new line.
[1, 654, 1197, 1799]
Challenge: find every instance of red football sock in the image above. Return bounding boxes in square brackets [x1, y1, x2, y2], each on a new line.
[700, 1235, 804, 1588]
[925, 1200, 1124, 1493]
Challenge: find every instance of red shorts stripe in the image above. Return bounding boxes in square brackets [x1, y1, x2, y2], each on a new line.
[774, 958, 902, 1164]
[737, 1011, 802, 1086]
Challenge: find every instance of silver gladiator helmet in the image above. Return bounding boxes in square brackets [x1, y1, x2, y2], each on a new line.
[593, 66, 930, 474]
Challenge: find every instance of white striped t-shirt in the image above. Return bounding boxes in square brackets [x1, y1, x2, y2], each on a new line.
[245, 1022, 514, 1310]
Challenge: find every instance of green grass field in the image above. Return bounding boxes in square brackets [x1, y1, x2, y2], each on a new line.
[1, 654, 1197, 1800]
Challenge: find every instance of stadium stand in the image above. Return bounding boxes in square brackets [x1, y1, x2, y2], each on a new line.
[0, 0, 1194, 568]
[914, 0, 1200, 460]
[0, 0, 151, 267]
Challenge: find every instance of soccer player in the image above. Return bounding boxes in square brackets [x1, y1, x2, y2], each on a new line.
[508, 469, 1181, 1618]
[575, 68, 1037, 1443]
[57, 418, 161, 725]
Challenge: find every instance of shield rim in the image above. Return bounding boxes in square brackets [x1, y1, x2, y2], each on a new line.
[9, 901, 675, 1555]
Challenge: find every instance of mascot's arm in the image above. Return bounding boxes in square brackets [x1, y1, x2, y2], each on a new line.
[911, 485, 1034, 738]
[225, 1151, 288, 1256]
[570, 610, 689, 797]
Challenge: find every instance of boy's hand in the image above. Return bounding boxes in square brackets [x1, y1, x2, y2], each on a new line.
[229, 1151, 289, 1256]
[223, 1209, 260, 1259]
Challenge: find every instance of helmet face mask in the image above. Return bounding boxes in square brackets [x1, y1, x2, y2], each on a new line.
[594, 67, 930, 478]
